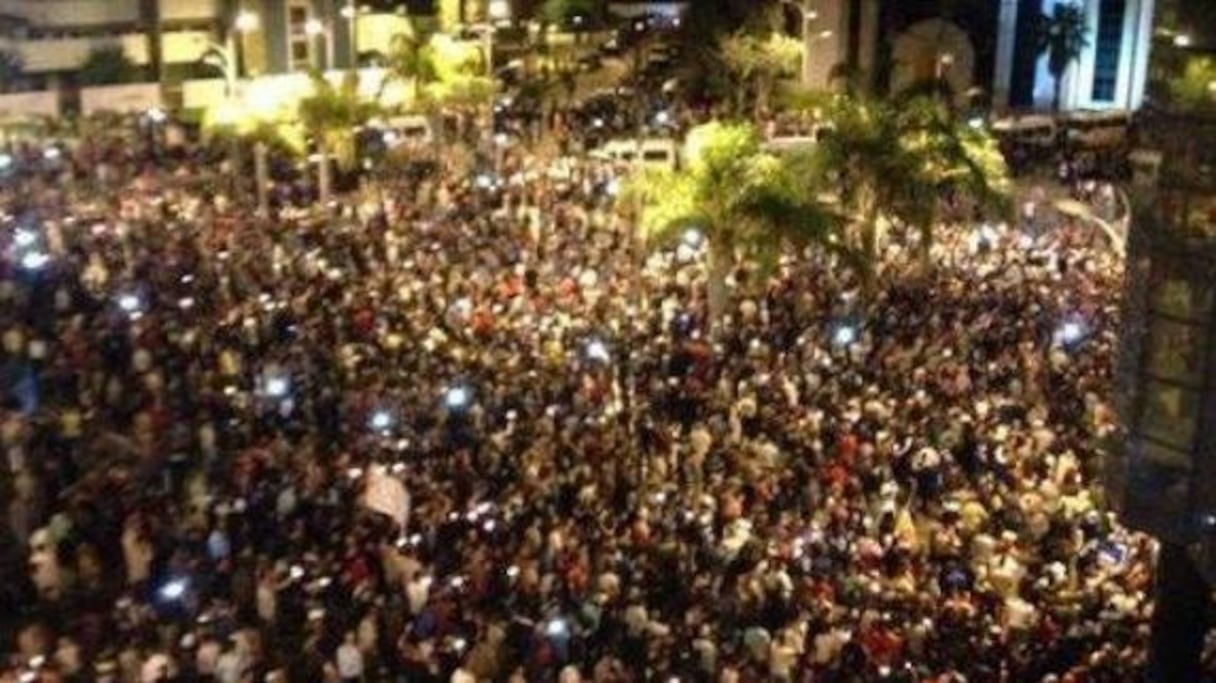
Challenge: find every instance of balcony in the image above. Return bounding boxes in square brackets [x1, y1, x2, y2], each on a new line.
[0, 0, 141, 27]
[159, 0, 221, 23]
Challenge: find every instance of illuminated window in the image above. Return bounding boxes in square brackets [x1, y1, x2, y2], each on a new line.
[287, 1, 312, 71]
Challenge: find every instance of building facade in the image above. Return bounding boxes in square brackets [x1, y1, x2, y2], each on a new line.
[0, 0, 391, 90]
[801, 0, 1155, 112]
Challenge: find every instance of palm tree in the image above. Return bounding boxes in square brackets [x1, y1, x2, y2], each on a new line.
[893, 96, 1012, 268]
[298, 71, 380, 203]
[1034, 3, 1090, 112]
[626, 121, 846, 331]
[384, 33, 440, 109]
[720, 30, 801, 117]
[811, 94, 1010, 287]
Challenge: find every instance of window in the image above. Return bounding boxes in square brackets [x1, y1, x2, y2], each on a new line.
[287, 1, 312, 72]
[1091, 0, 1127, 102]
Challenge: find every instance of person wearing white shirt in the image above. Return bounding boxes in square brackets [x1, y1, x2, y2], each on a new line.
[337, 632, 364, 683]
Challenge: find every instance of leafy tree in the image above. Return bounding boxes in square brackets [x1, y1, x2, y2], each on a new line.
[385, 33, 497, 143]
[626, 121, 845, 331]
[1033, 3, 1090, 112]
[298, 72, 381, 203]
[0, 50, 23, 93]
[78, 45, 144, 86]
[1167, 57, 1216, 111]
[810, 94, 1010, 287]
[720, 30, 802, 117]
[384, 33, 441, 107]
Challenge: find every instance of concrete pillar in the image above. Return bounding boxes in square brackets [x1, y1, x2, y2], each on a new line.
[993, 0, 1019, 110]
[802, 0, 849, 90]
[1126, 0, 1154, 110]
[857, 0, 879, 85]
[1149, 543, 1208, 683]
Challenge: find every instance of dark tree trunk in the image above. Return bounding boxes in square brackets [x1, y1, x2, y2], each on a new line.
[140, 0, 163, 85]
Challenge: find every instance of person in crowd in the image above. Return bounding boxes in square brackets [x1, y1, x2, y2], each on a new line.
[0, 105, 1147, 683]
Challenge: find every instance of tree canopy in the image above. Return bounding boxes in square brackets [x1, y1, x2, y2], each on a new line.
[78, 45, 144, 86]
[626, 121, 845, 328]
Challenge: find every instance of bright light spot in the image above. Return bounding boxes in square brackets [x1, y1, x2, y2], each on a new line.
[681, 228, 703, 248]
[43, 147, 61, 161]
[968, 116, 985, 130]
[475, 173, 494, 189]
[586, 338, 610, 363]
[178, 297, 194, 310]
[573, 15, 584, 25]
[634, 20, 646, 31]
[489, 0, 511, 20]
[1055, 320, 1086, 346]
[370, 410, 393, 430]
[445, 386, 471, 409]
[159, 578, 188, 601]
[266, 376, 290, 398]
[28, 656, 45, 670]
[304, 18, 324, 36]
[1175, 34, 1192, 47]
[605, 178, 621, 196]
[146, 107, 167, 124]
[545, 618, 570, 638]
[347, 467, 364, 479]
[833, 325, 857, 346]
[235, 10, 260, 32]
[452, 637, 468, 651]
[494, 132, 510, 147]
[506, 565, 520, 578]
[655, 110, 671, 126]
[340, 4, 356, 19]
[592, 117, 604, 128]
[817, 29, 833, 40]
[118, 294, 141, 313]
[290, 565, 305, 579]
[0, 153, 12, 169]
[21, 251, 50, 271]
[14, 229, 36, 247]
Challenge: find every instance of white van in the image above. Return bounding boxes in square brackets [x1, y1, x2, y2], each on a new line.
[378, 115, 434, 148]
[594, 138, 679, 170]
[762, 136, 816, 156]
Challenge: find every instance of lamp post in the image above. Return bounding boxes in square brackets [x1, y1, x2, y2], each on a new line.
[340, 1, 358, 71]
[305, 17, 335, 71]
[782, 0, 821, 89]
[208, 9, 265, 212]
[232, 9, 259, 77]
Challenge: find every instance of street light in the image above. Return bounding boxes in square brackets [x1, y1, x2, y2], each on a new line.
[783, 0, 832, 89]
[488, 0, 511, 23]
[305, 17, 335, 70]
[235, 10, 260, 33]
[340, 2, 359, 70]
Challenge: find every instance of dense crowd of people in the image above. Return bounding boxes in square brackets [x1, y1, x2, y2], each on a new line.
[0, 106, 1150, 683]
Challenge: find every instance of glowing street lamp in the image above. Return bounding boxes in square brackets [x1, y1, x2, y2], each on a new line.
[488, 0, 511, 23]
[305, 17, 335, 69]
[235, 10, 260, 33]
